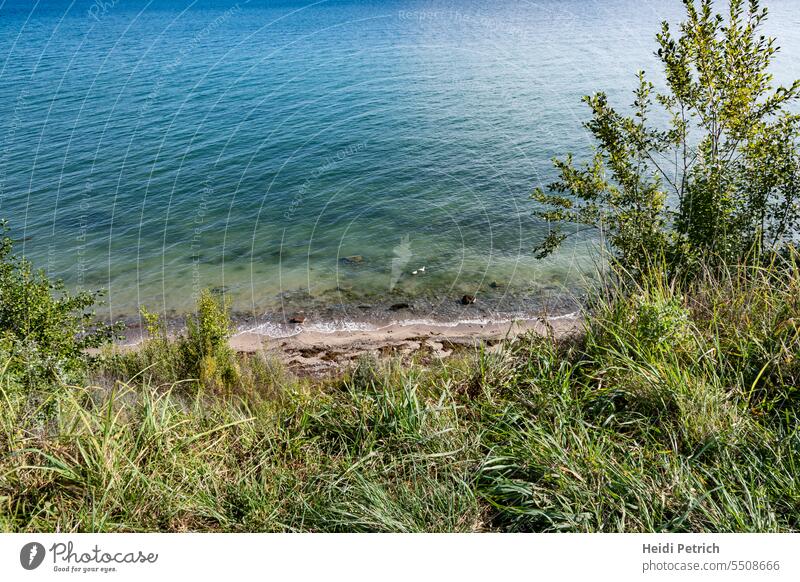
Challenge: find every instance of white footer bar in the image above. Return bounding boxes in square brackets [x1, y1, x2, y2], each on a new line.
[1, 533, 797, 581]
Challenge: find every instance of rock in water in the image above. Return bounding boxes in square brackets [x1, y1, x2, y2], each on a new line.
[340, 255, 365, 265]
[461, 294, 476, 305]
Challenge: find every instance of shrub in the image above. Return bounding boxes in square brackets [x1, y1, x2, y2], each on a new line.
[533, 0, 800, 276]
[123, 290, 241, 392]
[588, 270, 694, 359]
[0, 222, 119, 389]
[183, 289, 239, 392]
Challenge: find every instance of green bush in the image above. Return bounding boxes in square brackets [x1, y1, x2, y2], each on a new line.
[184, 289, 239, 392]
[0, 222, 119, 390]
[587, 269, 694, 360]
[533, 0, 800, 276]
[118, 289, 240, 393]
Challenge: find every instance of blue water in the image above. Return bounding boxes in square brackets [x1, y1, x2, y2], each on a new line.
[2, 0, 799, 323]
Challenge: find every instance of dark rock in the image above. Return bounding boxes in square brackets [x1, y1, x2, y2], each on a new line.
[461, 294, 476, 305]
[289, 314, 306, 324]
[340, 255, 365, 265]
[390, 302, 411, 311]
[489, 281, 500, 289]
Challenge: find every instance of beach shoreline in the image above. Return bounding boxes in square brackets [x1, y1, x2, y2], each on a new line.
[233, 312, 582, 375]
[108, 285, 585, 375]
[112, 308, 583, 376]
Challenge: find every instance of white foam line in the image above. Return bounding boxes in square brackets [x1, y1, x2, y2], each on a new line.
[550, 310, 581, 320]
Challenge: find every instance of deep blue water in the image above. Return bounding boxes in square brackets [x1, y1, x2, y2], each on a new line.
[2, 0, 799, 324]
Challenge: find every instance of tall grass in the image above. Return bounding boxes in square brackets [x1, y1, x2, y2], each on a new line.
[479, 257, 800, 532]
[2, 259, 799, 532]
[0, 354, 483, 532]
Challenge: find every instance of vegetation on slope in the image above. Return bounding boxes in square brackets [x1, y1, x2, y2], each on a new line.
[2, 246, 799, 532]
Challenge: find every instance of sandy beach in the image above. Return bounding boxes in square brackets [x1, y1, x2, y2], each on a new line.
[230, 313, 582, 375]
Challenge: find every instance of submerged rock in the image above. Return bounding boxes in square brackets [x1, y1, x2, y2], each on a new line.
[339, 255, 365, 265]
[461, 294, 476, 305]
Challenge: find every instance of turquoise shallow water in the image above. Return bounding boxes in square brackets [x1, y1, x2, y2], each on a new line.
[2, 0, 799, 326]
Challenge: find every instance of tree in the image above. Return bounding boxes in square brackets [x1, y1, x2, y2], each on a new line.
[533, 0, 800, 275]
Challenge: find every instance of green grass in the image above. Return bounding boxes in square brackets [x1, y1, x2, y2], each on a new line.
[2, 260, 800, 532]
